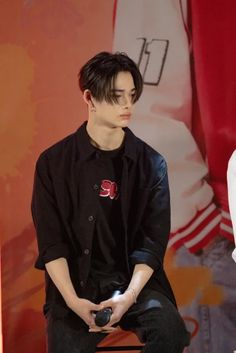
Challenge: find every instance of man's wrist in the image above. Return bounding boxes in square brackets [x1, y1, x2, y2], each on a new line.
[124, 288, 137, 304]
[65, 293, 80, 308]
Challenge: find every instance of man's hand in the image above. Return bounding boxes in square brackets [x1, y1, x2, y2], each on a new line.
[67, 296, 104, 327]
[45, 258, 105, 327]
[89, 291, 134, 333]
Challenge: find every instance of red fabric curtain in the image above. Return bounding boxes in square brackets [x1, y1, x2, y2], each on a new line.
[190, 0, 236, 211]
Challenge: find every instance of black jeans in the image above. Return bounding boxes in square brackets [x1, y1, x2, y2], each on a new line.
[46, 290, 190, 353]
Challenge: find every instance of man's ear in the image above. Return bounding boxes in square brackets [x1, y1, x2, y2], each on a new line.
[83, 89, 96, 111]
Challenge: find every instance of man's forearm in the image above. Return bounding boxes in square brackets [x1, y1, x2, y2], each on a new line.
[46, 259, 153, 307]
[93, 263, 154, 330]
[126, 263, 154, 302]
[45, 257, 78, 306]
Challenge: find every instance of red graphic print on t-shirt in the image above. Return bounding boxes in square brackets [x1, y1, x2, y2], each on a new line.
[99, 180, 119, 200]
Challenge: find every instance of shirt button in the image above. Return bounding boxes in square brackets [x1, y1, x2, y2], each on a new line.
[88, 215, 94, 222]
[84, 249, 90, 255]
[93, 184, 99, 191]
[80, 280, 84, 287]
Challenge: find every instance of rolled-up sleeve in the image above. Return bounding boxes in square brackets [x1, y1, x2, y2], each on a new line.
[130, 159, 170, 271]
[31, 154, 70, 270]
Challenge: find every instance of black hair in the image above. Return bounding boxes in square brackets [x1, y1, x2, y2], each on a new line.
[78, 51, 143, 104]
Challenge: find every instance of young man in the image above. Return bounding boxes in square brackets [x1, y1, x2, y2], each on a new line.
[32, 52, 190, 353]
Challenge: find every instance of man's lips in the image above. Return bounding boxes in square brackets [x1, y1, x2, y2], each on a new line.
[120, 114, 131, 119]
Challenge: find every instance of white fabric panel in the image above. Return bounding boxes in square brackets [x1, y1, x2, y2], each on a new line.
[113, 0, 192, 127]
[113, 0, 215, 241]
[227, 150, 236, 262]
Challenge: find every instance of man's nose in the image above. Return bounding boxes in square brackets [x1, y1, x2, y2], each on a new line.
[122, 95, 132, 108]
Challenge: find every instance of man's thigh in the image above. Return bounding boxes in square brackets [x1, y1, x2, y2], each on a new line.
[120, 289, 190, 353]
[46, 312, 107, 353]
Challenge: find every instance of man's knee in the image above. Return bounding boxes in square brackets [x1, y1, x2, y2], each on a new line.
[137, 309, 190, 349]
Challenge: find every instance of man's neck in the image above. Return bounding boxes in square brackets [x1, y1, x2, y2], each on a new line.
[86, 120, 125, 151]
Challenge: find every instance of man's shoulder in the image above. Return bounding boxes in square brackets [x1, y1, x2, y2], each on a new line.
[128, 129, 167, 184]
[131, 130, 166, 166]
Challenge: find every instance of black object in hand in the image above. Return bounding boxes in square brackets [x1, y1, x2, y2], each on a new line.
[94, 290, 122, 327]
[95, 307, 112, 327]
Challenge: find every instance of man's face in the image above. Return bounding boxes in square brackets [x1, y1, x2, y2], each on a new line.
[92, 71, 136, 128]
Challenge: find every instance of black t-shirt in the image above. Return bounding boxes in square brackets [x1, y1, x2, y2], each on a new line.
[89, 142, 128, 293]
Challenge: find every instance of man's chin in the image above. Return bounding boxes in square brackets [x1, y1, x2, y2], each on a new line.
[120, 119, 130, 127]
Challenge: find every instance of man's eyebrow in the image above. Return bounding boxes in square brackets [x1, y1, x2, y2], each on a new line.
[111, 88, 136, 92]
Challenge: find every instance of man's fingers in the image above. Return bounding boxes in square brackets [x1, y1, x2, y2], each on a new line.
[100, 298, 114, 307]
[88, 323, 115, 333]
[91, 303, 104, 311]
[89, 326, 117, 333]
[100, 326, 117, 333]
[88, 315, 96, 327]
[99, 301, 109, 308]
[106, 316, 119, 327]
[89, 327, 102, 333]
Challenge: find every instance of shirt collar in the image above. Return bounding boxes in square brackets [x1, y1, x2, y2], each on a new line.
[76, 121, 137, 162]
